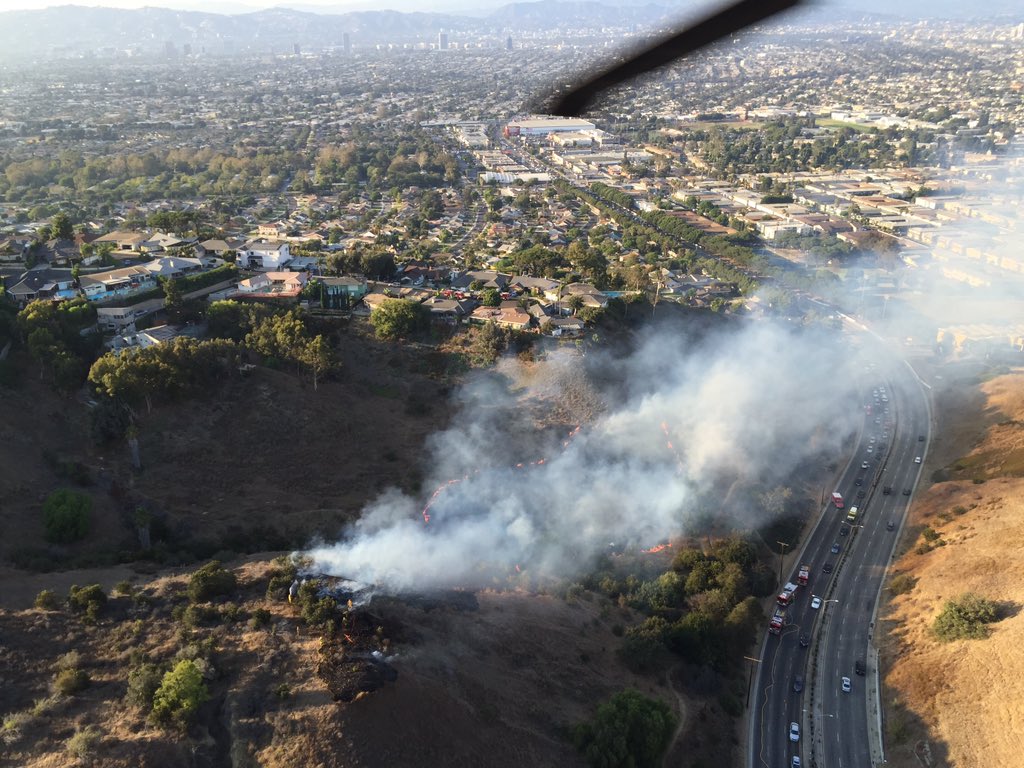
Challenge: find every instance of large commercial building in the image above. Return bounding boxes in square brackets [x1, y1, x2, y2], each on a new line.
[504, 117, 596, 137]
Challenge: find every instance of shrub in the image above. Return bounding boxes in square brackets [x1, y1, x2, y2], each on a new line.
[34, 589, 61, 610]
[187, 560, 237, 603]
[249, 608, 272, 630]
[42, 489, 92, 544]
[66, 725, 102, 760]
[151, 660, 210, 728]
[126, 663, 164, 709]
[53, 667, 90, 696]
[933, 593, 1000, 642]
[68, 584, 106, 621]
[888, 573, 917, 596]
[113, 580, 134, 596]
[573, 689, 676, 768]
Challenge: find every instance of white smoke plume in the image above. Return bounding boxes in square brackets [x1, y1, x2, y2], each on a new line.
[307, 320, 865, 592]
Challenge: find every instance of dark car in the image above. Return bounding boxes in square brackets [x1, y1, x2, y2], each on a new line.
[883, 486, 892, 495]
[831, 542, 840, 554]
[799, 633, 809, 648]
[839, 525, 849, 536]
[886, 521, 895, 531]
[903, 488, 912, 496]
[855, 659, 866, 676]
[854, 477, 863, 486]
[857, 489, 866, 499]
[919, 435, 926, 441]
[822, 562, 834, 574]
[793, 675, 804, 692]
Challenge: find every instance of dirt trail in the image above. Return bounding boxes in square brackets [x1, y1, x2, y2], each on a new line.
[662, 663, 691, 768]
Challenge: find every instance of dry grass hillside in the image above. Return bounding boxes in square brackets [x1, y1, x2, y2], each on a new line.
[0, 558, 677, 768]
[880, 367, 1024, 768]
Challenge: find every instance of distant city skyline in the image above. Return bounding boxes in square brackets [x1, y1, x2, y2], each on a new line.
[0, 0, 1021, 18]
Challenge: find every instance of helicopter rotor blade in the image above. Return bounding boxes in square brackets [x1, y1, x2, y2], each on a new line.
[546, 0, 804, 117]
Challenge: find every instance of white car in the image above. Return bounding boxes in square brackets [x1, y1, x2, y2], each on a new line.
[861, 461, 870, 469]
[789, 722, 800, 742]
[842, 676, 852, 693]
[792, 757, 801, 768]
[811, 596, 822, 609]
[914, 456, 922, 464]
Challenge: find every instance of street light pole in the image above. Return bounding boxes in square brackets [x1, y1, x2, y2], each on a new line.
[776, 540, 789, 586]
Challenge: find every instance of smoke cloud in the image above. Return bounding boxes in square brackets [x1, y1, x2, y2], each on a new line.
[307, 319, 865, 592]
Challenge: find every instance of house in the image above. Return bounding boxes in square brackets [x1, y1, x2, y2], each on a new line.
[42, 238, 80, 265]
[257, 221, 290, 238]
[235, 271, 308, 298]
[94, 230, 148, 253]
[80, 266, 157, 302]
[510, 275, 561, 294]
[6, 268, 78, 306]
[422, 296, 475, 323]
[319, 276, 368, 303]
[451, 270, 512, 291]
[548, 316, 586, 337]
[142, 233, 195, 253]
[141, 256, 205, 278]
[107, 323, 182, 351]
[198, 238, 243, 257]
[470, 304, 532, 330]
[235, 240, 292, 270]
[544, 282, 609, 308]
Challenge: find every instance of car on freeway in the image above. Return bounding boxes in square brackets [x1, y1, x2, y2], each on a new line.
[793, 675, 804, 693]
[792, 756, 801, 768]
[883, 486, 891, 494]
[886, 521, 896, 531]
[840, 525, 849, 536]
[915, 456, 922, 464]
[861, 461, 870, 469]
[811, 596, 822, 609]
[866, 446, 873, 454]
[799, 633, 809, 648]
[789, 722, 800, 742]
[831, 542, 840, 553]
[854, 477, 863, 486]
[841, 676, 852, 693]
[855, 659, 866, 676]
[822, 562, 834, 574]
[857, 489, 866, 498]
[903, 488, 912, 496]
[919, 435, 926, 441]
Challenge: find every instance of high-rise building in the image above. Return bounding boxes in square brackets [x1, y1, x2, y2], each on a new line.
[293, 43, 301, 55]
[438, 31, 448, 50]
[506, 35, 513, 51]
[343, 32, 351, 54]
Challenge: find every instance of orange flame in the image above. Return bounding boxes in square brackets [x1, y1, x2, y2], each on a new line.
[643, 542, 673, 554]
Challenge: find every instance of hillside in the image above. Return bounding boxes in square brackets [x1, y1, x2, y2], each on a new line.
[0, 558, 675, 768]
[0, 323, 451, 583]
[880, 366, 1024, 768]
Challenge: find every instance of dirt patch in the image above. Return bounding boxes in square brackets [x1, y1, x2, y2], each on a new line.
[879, 367, 1024, 768]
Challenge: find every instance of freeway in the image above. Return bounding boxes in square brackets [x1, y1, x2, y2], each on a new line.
[749, 340, 930, 768]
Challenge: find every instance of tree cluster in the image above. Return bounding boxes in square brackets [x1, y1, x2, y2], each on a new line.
[573, 689, 676, 768]
[17, 298, 101, 392]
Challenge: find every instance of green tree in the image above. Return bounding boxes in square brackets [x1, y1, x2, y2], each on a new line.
[163, 277, 183, 314]
[151, 660, 210, 728]
[301, 335, 335, 390]
[42, 489, 92, 544]
[187, 560, 237, 603]
[369, 298, 429, 341]
[480, 288, 501, 307]
[933, 593, 1000, 642]
[573, 689, 676, 768]
[51, 212, 74, 241]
